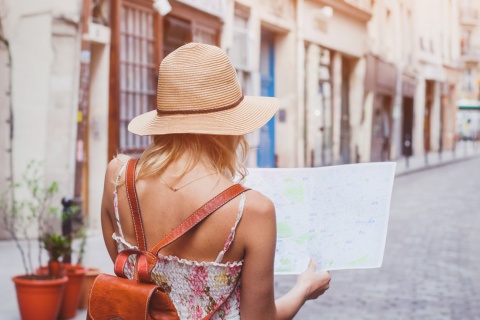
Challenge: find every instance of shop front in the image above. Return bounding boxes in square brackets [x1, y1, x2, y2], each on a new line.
[365, 54, 397, 162]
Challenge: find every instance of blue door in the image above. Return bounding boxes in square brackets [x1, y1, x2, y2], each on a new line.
[257, 34, 275, 167]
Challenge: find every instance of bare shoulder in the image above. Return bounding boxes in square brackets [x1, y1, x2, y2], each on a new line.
[105, 155, 131, 177]
[243, 189, 276, 220]
[239, 189, 277, 255]
[104, 154, 132, 189]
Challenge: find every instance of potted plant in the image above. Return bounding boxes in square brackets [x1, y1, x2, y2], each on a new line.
[55, 199, 89, 317]
[41, 232, 72, 277]
[40, 202, 87, 319]
[1, 161, 68, 320]
[38, 229, 88, 319]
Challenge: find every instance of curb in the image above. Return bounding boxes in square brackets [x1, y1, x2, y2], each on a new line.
[395, 153, 480, 177]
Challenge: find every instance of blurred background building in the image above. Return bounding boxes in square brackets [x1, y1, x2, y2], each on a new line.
[0, 0, 479, 233]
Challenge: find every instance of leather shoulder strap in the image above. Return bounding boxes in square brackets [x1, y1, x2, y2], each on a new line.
[125, 158, 147, 251]
[149, 184, 250, 255]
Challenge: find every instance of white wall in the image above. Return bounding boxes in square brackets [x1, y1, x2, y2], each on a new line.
[88, 42, 110, 231]
[430, 81, 442, 151]
[274, 31, 297, 167]
[349, 57, 367, 162]
[413, 78, 426, 155]
[2, 0, 82, 233]
[303, 0, 369, 58]
[305, 44, 321, 166]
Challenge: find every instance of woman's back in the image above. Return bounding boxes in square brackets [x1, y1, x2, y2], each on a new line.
[112, 158, 247, 263]
[103, 156, 272, 318]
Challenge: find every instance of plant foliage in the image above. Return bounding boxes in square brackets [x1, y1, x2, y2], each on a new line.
[0, 161, 61, 276]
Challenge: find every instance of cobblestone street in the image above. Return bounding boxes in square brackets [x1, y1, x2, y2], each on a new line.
[1, 156, 479, 319]
[275, 157, 480, 319]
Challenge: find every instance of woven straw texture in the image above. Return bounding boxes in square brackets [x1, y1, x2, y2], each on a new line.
[128, 42, 279, 136]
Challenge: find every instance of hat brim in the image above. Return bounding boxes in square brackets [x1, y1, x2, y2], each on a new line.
[128, 96, 279, 136]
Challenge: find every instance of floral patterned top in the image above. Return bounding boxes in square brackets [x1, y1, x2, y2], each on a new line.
[112, 164, 245, 319]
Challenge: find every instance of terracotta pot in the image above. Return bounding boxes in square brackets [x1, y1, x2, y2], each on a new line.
[59, 264, 86, 319]
[78, 268, 101, 309]
[36, 261, 65, 278]
[12, 275, 68, 320]
[48, 260, 65, 278]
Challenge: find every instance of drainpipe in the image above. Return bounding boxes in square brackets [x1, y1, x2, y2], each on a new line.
[66, 0, 92, 263]
[0, 25, 15, 224]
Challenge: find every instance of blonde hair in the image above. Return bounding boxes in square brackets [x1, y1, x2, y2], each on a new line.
[136, 134, 249, 183]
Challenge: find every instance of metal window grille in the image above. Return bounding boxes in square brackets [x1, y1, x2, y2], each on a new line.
[119, 2, 155, 152]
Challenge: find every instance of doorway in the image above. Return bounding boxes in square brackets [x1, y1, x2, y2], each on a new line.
[257, 31, 276, 168]
[371, 95, 392, 162]
[402, 96, 414, 156]
[339, 57, 351, 164]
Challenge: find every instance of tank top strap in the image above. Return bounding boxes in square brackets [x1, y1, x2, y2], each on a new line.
[215, 192, 246, 263]
[113, 162, 128, 239]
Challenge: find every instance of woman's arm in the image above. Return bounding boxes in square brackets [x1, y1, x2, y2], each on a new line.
[239, 191, 331, 319]
[101, 157, 128, 262]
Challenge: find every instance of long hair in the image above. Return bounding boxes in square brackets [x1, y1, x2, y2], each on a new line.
[135, 134, 249, 183]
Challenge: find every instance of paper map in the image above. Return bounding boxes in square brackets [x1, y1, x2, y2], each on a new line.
[243, 162, 396, 274]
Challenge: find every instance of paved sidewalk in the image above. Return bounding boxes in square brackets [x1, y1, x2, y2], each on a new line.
[394, 140, 480, 176]
[1, 141, 479, 320]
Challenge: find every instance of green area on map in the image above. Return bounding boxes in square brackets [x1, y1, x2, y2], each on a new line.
[277, 222, 294, 238]
[283, 177, 305, 203]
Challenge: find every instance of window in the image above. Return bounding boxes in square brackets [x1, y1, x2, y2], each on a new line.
[118, 1, 158, 154]
[163, 15, 191, 58]
[193, 23, 217, 45]
[109, 0, 222, 159]
[231, 4, 251, 94]
[162, 1, 221, 58]
[463, 68, 473, 92]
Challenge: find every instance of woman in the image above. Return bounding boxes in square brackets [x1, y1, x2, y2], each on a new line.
[101, 43, 331, 319]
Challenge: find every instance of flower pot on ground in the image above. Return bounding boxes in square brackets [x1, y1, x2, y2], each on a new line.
[62, 214, 102, 312]
[59, 263, 86, 319]
[13, 275, 68, 320]
[78, 268, 101, 309]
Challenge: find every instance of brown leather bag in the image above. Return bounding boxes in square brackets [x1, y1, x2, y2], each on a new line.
[87, 159, 249, 320]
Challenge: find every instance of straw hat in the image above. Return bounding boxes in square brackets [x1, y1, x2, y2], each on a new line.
[128, 42, 279, 136]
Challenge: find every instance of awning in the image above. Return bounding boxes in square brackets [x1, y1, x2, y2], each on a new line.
[457, 99, 480, 109]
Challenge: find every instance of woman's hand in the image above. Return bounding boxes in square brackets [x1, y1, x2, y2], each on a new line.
[295, 258, 331, 301]
[274, 258, 332, 319]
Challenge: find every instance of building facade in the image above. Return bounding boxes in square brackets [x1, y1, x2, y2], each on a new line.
[0, 0, 472, 234]
[222, 0, 297, 168]
[410, 0, 460, 158]
[457, 0, 480, 141]
[366, 0, 461, 163]
[302, 0, 372, 166]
